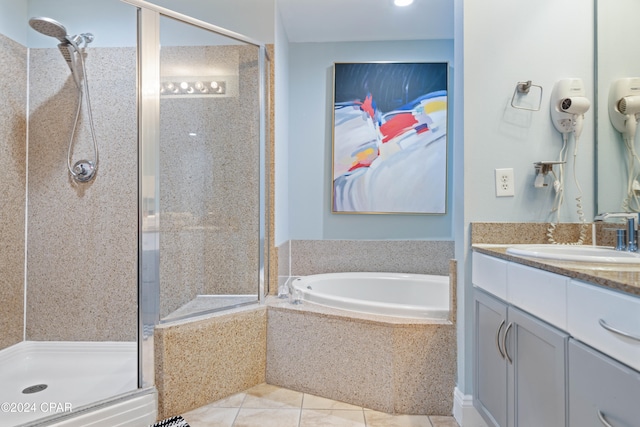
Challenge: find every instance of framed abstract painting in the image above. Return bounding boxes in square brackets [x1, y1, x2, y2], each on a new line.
[331, 62, 448, 214]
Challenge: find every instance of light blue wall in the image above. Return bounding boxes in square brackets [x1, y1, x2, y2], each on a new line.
[274, 4, 290, 246]
[0, 0, 27, 44]
[26, 0, 274, 48]
[148, 0, 274, 43]
[457, 0, 594, 400]
[27, 0, 136, 47]
[288, 40, 455, 240]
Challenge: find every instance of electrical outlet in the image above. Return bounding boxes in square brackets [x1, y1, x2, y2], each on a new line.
[495, 168, 515, 197]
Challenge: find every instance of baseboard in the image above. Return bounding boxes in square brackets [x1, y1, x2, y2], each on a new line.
[453, 387, 488, 427]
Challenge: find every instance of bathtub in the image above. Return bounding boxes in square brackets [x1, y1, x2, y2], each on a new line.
[0, 341, 156, 426]
[290, 272, 449, 320]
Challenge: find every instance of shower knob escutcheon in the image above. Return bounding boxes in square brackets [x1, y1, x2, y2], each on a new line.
[72, 160, 96, 182]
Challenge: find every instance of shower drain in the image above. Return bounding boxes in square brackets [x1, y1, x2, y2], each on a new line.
[22, 384, 48, 394]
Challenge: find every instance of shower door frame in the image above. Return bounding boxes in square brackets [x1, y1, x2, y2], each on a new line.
[122, 0, 270, 389]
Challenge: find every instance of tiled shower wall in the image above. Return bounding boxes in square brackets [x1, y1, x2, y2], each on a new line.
[0, 33, 27, 351]
[26, 46, 138, 341]
[3, 41, 268, 342]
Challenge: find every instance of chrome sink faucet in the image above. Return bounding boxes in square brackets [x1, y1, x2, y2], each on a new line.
[594, 212, 640, 252]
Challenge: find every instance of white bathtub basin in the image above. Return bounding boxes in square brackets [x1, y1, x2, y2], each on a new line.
[506, 244, 640, 264]
[291, 272, 449, 319]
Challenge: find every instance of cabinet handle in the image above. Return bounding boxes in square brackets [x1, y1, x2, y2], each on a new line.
[597, 409, 614, 427]
[495, 319, 506, 359]
[598, 318, 640, 342]
[503, 322, 514, 364]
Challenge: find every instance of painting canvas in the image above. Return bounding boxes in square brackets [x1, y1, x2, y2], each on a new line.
[332, 62, 448, 214]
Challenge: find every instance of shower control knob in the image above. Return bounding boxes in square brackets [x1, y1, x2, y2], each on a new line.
[72, 160, 96, 183]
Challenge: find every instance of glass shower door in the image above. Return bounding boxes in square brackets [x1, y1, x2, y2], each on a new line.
[156, 15, 263, 322]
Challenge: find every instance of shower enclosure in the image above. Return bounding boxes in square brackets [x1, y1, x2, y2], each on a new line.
[0, 0, 269, 425]
[136, 0, 271, 389]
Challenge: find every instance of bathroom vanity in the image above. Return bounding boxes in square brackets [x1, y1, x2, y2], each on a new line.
[471, 245, 640, 427]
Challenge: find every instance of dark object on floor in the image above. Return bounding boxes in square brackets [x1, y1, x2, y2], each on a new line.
[150, 415, 190, 427]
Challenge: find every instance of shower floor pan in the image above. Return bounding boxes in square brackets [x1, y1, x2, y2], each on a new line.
[0, 341, 139, 426]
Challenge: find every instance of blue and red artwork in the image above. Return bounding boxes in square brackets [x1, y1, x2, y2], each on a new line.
[332, 62, 448, 214]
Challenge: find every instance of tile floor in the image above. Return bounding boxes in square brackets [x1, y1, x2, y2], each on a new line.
[182, 383, 460, 427]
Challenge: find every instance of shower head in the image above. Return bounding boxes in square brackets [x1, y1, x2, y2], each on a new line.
[28, 17, 93, 88]
[29, 17, 69, 42]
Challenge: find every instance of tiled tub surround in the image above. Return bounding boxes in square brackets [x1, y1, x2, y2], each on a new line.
[266, 258, 457, 416]
[154, 305, 268, 420]
[266, 300, 456, 415]
[0, 33, 27, 351]
[276, 239, 455, 295]
[155, 303, 456, 420]
[155, 256, 457, 420]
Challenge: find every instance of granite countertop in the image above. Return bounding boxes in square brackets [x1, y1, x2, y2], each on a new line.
[472, 244, 640, 298]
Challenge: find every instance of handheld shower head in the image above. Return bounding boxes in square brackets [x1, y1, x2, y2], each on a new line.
[27, 16, 100, 183]
[28, 17, 93, 88]
[29, 17, 68, 42]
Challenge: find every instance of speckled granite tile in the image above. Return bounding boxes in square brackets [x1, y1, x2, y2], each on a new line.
[471, 222, 595, 245]
[392, 325, 456, 415]
[26, 47, 137, 341]
[267, 44, 277, 296]
[266, 299, 456, 415]
[275, 241, 291, 296]
[266, 308, 395, 413]
[291, 240, 454, 276]
[448, 260, 457, 324]
[155, 305, 266, 419]
[0, 33, 27, 351]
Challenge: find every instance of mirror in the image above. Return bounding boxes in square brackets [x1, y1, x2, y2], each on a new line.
[596, 0, 640, 213]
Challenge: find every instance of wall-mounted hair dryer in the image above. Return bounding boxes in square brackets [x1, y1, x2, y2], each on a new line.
[550, 78, 590, 135]
[609, 78, 640, 140]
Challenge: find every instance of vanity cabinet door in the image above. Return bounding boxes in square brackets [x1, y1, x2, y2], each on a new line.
[569, 339, 640, 427]
[507, 307, 568, 427]
[474, 289, 508, 427]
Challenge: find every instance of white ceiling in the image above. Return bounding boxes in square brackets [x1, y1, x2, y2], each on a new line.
[276, 0, 454, 43]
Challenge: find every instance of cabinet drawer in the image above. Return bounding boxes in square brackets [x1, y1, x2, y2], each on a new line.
[507, 262, 568, 330]
[568, 280, 640, 372]
[568, 339, 640, 427]
[472, 252, 508, 299]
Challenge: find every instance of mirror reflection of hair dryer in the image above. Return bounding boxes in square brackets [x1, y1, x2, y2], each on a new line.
[609, 78, 640, 211]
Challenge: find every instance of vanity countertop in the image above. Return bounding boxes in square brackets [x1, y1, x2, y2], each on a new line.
[472, 244, 640, 298]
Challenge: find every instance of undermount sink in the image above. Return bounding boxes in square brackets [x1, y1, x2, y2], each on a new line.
[506, 244, 640, 264]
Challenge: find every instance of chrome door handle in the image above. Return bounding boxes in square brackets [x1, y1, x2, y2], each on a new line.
[495, 319, 506, 359]
[597, 409, 614, 427]
[504, 322, 514, 364]
[598, 318, 640, 342]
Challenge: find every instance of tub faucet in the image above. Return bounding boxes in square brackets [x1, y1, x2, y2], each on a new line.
[594, 212, 640, 252]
